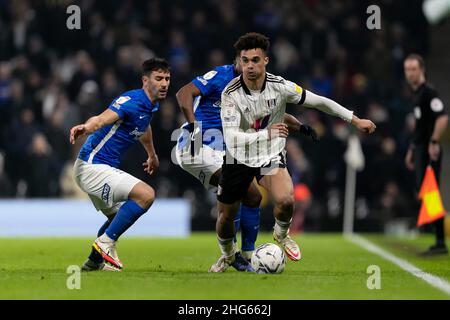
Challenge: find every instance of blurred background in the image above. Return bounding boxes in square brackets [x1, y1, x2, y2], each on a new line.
[0, 0, 449, 235]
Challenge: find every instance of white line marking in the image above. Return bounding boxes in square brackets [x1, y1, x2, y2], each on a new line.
[345, 234, 450, 295]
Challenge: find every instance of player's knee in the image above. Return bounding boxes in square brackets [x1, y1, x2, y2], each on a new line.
[219, 214, 234, 224]
[276, 195, 294, 213]
[136, 187, 155, 211]
[243, 183, 263, 208]
[243, 190, 262, 208]
[218, 209, 235, 225]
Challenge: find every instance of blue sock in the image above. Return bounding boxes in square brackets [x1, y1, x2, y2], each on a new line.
[88, 220, 111, 263]
[240, 205, 260, 252]
[233, 208, 242, 245]
[105, 200, 147, 241]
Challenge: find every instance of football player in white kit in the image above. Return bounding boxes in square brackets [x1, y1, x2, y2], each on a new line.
[209, 33, 376, 272]
[175, 61, 318, 271]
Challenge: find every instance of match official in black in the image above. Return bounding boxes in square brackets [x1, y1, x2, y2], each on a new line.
[404, 54, 449, 255]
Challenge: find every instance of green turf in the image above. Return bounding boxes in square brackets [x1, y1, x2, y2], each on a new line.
[366, 234, 450, 282]
[0, 233, 449, 299]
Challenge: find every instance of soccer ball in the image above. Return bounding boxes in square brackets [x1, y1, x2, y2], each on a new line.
[251, 243, 286, 274]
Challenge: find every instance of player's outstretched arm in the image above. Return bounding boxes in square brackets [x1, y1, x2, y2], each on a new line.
[350, 114, 377, 134]
[69, 109, 120, 144]
[140, 125, 159, 176]
[302, 90, 376, 134]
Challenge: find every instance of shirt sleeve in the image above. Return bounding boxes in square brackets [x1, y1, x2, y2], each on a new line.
[192, 69, 220, 96]
[302, 90, 354, 122]
[428, 89, 446, 119]
[108, 95, 133, 119]
[283, 80, 306, 105]
[221, 92, 269, 148]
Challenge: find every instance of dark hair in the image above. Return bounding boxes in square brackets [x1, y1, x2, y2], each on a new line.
[142, 58, 170, 76]
[234, 32, 270, 55]
[405, 53, 425, 70]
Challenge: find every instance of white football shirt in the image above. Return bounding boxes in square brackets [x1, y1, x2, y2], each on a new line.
[221, 72, 353, 167]
[221, 73, 305, 167]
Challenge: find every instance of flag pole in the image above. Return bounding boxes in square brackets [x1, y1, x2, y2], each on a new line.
[343, 134, 365, 236]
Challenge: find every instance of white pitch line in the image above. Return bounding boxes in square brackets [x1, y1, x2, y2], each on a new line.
[345, 234, 450, 296]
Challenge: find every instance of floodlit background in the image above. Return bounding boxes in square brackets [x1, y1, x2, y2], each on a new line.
[0, 0, 449, 236]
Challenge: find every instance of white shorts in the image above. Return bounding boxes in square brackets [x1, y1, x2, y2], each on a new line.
[73, 159, 141, 216]
[175, 143, 225, 191]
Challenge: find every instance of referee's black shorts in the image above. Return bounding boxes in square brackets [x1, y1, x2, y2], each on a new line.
[217, 150, 287, 204]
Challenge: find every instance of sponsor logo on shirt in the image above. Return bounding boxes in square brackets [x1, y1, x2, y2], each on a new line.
[101, 183, 111, 202]
[252, 115, 271, 131]
[130, 127, 145, 140]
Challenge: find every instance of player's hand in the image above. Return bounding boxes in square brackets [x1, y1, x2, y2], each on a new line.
[353, 118, 376, 134]
[70, 124, 87, 144]
[428, 142, 440, 161]
[299, 124, 319, 141]
[268, 123, 289, 139]
[187, 122, 202, 157]
[143, 154, 159, 176]
[405, 147, 414, 171]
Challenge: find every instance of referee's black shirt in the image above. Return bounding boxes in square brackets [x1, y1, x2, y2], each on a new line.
[411, 82, 446, 146]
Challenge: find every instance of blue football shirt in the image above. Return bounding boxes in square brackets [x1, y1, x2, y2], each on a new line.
[178, 64, 237, 150]
[78, 89, 159, 168]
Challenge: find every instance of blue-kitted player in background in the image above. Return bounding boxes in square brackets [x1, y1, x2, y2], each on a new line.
[175, 59, 317, 271]
[70, 58, 170, 271]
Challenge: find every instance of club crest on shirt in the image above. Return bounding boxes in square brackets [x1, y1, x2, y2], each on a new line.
[266, 98, 276, 110]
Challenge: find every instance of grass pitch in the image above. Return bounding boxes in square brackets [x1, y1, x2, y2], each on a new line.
[0, 233, 449, 299]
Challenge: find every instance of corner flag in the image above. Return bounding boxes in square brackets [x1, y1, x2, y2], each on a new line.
[417, 165, 446, 227]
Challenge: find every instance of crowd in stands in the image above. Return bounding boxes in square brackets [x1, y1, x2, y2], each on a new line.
[0, 0, 429, 231]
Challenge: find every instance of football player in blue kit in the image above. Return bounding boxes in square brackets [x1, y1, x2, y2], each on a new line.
[70, 58, 170, 271]
[175, 59, 317, 271]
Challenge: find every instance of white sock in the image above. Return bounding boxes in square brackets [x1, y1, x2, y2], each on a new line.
[274, 218, 292, 239]
[242, 250, 253, 261]
[217, 236, 235, 257]
[232, 241, 238, 253]
[99, 233, 115, 243]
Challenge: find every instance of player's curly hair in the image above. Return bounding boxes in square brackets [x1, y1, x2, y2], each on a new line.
[234, 32, 270, 55]
[142, 58, 170, 76]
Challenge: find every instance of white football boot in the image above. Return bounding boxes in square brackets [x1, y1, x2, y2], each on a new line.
[81, 259, 121, 272]
[273, 231, 302, 261]
[93, 235, 123, 269]
[208, 254, 235, 273]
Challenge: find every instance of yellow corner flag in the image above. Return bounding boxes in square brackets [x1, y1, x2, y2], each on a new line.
[417, 165, 446, 227]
